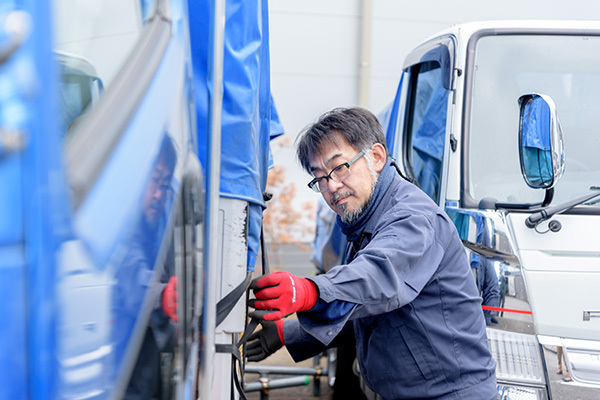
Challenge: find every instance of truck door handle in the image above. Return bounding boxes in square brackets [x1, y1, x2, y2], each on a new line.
[583, 311, 600, 321]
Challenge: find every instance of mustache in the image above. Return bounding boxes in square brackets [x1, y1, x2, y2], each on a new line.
[330, 190, 354, 207]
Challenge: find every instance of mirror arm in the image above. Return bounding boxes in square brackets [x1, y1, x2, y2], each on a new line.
[541, 187, 554, 207]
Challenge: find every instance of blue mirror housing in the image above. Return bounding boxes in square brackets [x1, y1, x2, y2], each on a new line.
[518, 93, 565, 189]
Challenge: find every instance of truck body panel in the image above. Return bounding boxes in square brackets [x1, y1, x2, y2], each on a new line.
[0, 0, 279, 398]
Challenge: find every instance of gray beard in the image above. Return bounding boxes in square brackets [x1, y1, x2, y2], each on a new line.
[340, 200, 369, 224]
[339, 178, 377, 225]
[338, 151, 379, 225]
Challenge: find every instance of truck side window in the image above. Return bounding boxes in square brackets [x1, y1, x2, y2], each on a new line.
[406, 62, 450, 203]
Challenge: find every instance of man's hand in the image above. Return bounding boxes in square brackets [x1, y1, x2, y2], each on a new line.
[246, 319, 284, 362]
[248, 271, 318, 321]
[162, 276, 178, 322]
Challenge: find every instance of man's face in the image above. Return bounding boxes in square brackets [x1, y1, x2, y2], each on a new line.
[308, 134, 384, 223]
[143, 158, 173, 227]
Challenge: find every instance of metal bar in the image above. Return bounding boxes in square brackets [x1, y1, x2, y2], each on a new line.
[199, 0, 225, 398]
[245, 376, 310, 392]
[246, 365, 327, 376]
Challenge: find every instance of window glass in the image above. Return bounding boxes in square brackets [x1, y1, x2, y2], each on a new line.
[52, 0, 155, 135]
[468, 35, 600, 205]
[407, 62, 450, 203]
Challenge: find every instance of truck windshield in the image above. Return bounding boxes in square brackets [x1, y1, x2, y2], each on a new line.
[467, 34, 600, 207]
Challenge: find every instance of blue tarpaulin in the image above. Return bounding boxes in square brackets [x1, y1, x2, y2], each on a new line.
[188, 0, 282, 270]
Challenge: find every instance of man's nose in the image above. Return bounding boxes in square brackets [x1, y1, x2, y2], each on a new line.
[152, 186, 164, 199]
[327, 178, 344, 192]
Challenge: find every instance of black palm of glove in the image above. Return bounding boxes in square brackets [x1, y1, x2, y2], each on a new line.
[246, 319, 284, 362]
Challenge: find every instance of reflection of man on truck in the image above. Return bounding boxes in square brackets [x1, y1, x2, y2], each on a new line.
[448, 212, 500, 326]
[247, 107, 498, 400]
[468, 216, 500, 326]
[114, 135, 179, 399]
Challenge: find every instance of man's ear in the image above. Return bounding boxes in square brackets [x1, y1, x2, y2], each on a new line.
[371, 143, 387, 173]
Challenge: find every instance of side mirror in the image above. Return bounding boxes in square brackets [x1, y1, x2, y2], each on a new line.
[518, 93, 565, 189]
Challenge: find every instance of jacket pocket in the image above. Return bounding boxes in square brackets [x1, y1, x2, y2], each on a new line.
[356, 311, 447, 399]
[395, 323, 436, 381]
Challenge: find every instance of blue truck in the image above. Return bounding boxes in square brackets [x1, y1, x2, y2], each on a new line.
[0, 0, 278, 398]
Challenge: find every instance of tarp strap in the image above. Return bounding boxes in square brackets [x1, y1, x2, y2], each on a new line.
[214, 272, 254, 399]
[215, 317, 260, 400]
[216, 272, 252, 327]
[214, 344, 244, 399]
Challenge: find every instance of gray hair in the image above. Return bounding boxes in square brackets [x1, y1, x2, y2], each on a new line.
[295, 107, 388, 173]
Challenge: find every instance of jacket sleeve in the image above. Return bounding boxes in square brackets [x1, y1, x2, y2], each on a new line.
[304, 210, 450, 345]
[283, 318, 356, 362]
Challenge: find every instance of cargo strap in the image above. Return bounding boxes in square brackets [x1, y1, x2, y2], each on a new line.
[216, 272, 252, 327]
[215, 316, 260, 400]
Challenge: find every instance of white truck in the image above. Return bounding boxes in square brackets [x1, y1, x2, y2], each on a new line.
[381, 20, 600, 399]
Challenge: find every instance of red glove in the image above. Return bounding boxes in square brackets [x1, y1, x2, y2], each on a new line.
[249, 271, 318, 321]
[162, 276, 178, 322]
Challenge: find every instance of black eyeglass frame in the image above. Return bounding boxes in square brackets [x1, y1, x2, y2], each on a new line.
[307, 150, 365, 193]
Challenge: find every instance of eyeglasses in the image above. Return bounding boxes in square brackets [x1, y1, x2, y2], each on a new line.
[307, 151, 365, 193]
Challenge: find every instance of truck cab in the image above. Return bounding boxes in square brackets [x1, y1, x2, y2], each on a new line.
[387, 20, 600, 399]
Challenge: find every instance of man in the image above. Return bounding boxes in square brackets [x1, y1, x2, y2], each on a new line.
[247, 107, 497, 399]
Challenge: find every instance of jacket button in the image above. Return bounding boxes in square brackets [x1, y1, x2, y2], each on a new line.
[327, 330, 333, 336]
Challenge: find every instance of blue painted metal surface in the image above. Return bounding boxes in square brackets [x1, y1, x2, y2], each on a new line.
[0, 0, 199, 398]
[0, 0, 62, 398]
[0, 0, 280, 397]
